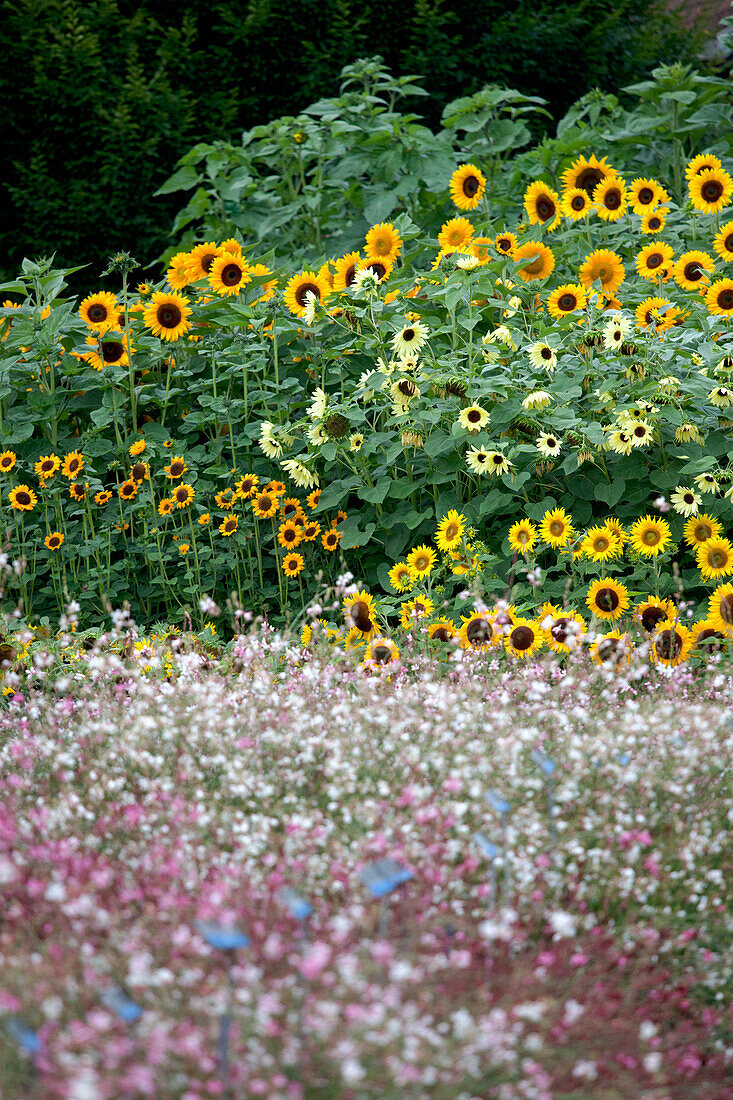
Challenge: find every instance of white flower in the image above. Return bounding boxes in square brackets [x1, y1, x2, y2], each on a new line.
[456, 253, 480, 270]
[602, 313, 633, 350]
[259, 421, 282, 459]
[643, 1052, 662, 1074]
[302, 290, 318, 325]
[351, 268, 379, 294]
[528, 341, 557, 371]
[307, 423, 328, 447]
[307, 387, 328, 420]
[548, 910, 577, 938]
[280, 458, 319, 489]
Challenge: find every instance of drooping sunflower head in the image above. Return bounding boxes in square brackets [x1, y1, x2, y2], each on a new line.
[450, 164, 487, 211]
[562, 154, 616, 195]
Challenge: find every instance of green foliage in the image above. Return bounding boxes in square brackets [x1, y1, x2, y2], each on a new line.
[0, 0, 706, 288]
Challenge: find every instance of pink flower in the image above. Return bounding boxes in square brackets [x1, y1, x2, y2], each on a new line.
[298, 941, 331, 980]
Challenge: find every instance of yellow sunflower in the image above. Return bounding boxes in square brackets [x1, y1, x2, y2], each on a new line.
[591, 629, 632, 669]
[8, 485, 37, 511]
[69, 482, 88, 501]
[344, 590, 377, 635]
[283, 271, 331, 318]
[539, 507, 574, 548]
[514, 241, 555, 282]
[95, 490, 113, 506]
[388, 562, 413, 593]
[450, 164, 487, 210]
[158, 498, 174, 516]
[494, 231, 518, 257]
[690, 619, 730, 654]
[406, 543, 437, 579]
[709, 582, 733, 632]
[705, 279, 733, 317]
[593, 176, 627, 221]
[428, 620, 457, 643]
[164, 456, 187, 480]
[208, 253, 251, 296]
[249, 263, 278, 303]
[0, 451, 16, 473]
[634, 596, 674, 634]
[542, 606, 585, 653]
[640, 208, 668, 234]
[129, 461, 149, 483]
[650, 622, 692, 667]
[82, 331, 133, 371]
[400, 595, 435, 630]
[365, 222, 402, 264]
[166, 251, 191, 290]
[713, 221, 733, 262]
[578, 249, 625, 296]
[635, 296, 672, 329]
[435, 510, 465, 552]
[505, 617, 543, 659]
[143, 292, 192, 342]
[696, 536, 733, 581]
[251, 491, 278, 519]
[560, 188, 592, 220]
[281, 551, 304, 578]
[458, 612, 496, 651]
[185, 242, 222, 282]
[689, 168, 733, 214]
[333, 252, 362, 292]
[44, 532, 64, 551]
[322, 528, 341, 552]
[580, 525, 620, 563]
[61, 451, 84, 479]
[457, 405, 490, 433]
[363, 636, 399, 667]
[438, 217, 474, 252]
[628, 178, 669, 214]
[35, 454, 60, 480]
[79, 291, 118, 330]
[586, 577, 629, 621]
[172, 482, 195, 509]
[277, 520, 303, 549]
[561, 154, 616, 195]
[683, 513, 722, 548]
[685, 152, 722, 182]
[629, 515, 671, 557]
[547, 283, 587, 319]
[635, 241, 674, 281]
[673, 250, 715, 292]
[118, 479, 138, 501]
[507, 519, 538, 556]
[524, 181, 561, 230]
[235, 473, 259, 500]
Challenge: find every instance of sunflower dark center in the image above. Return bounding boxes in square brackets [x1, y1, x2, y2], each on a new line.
[466, 618, 492, 644]
[701, 180, 724, 202]
[655, 629, 683, 660]
[432, 626, 451, 642]
[201, 253, 217, 274]
[638, 187, 654, 204]
[549, 520, 565, 536]
[284, 529, 297, 543]
[373, 645, 392, 664]
[445, 523, 459, 539]
[541, 347, 553, 359]
[467, 409, 482, 422]
[594, 535, 609, 551]
[717, 289, 733, 310]
[634, 426, 647, 438]
[524, 255, 545, 275]
[351, 601, 372, 632]
[571, 195, 585, 211]
[598, 638, 621, 661]
[221, 263, 242, 286]
[131, 463, 146, 480]
[647, 254, 662, 269]
[511, 625, 534, 650]
[708, 549, 728, 568]
[497, 238, 511, 251]
[345, 264, 357, 286]
[175, 487, 188, 502]
[463, 175, 480, 197]
[577, 167, 604, 194]
[697, 628, 724, 649]
[724, 234, 733, 253]
[551, 618, 569, 643]
[170, 462, 184, 476]
[366, 262, 387, 279]
[720, 594, 733, 624]
[158, 304, 182, 328]
[684, 262, 703, 281]
[88, 304, 108, 322]
[596, 587, 619, 612]
[642, 529, 660, 545]
[558, 294, 577, 310]
[49, 536, 61, 548]
[101, 341, 124, 363]
[641, 606, 666, 632]
[546, 437, 557, 448]
[648, 217, 661, 229]
[16, 491, 30, 505]
[225, 519, 236, 532]
[604, 188, 622, 209]
[41, 460, 54, 472]
[402, 329, 415, 342]
[295, 282, 320, 308]
[537, 196, 555, 220]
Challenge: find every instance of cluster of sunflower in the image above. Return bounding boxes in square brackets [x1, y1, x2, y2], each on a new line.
[299, 504, 733, 670]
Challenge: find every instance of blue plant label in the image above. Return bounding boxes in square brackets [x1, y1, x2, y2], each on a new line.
[485, 790, 511, 815]
[195, 921, 251, 951]
[473, 832, 500, 860]
[531, 749, 556, 776]
[278, 887, 313, 921]
[4, 1018, 42, 1055]
[359, 858, 414, 898]
[101, 987, 143, 1024]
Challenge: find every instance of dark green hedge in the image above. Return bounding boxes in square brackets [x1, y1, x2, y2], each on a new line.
[0, 0, 703, 288]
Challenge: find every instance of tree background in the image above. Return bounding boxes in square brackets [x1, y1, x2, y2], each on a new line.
[0, 0, 721, 287]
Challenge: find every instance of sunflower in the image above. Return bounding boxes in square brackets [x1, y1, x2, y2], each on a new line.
[670, 486, 701, 518]
[673, 250, 715, 291]
[280, 496, 304, 520]
[694, 473, 719, 495]
[164, 456, 187, 480]
[363, 636, 400, 667]
[392, 321, 429, 358]
[143, 292, 192, 342]
[449, 164, 487, 210]
[636, 241, 674, 281]
[528, 341, 557, 371]
[158, 498, 174, 516]
[458, 405, 490, 433]
[581, 525, 620, 563]
[220, 515, 239, 537]
[458, 612, 495, 651]
[524, 181, 561, 230]
[536, 432, 561, 458]
[629, 515, 671, 557]
[709, 582, 733, 632]
[82, 331, 133, 371]
[61, 451, 84, 479]
[186, 242, 222, 282]
[249, 263, 278, 303]
[307, 488, 321, 510]
[388, 561, 413, 592]
[35, 454, 60, 480]
[406, 544, 437, 579]
[508, 519, 538, 556]
[689, 168, 733, 214]
[685, 152, 722, 182]
[696, 536, 733, 580]
[513, 241, 555, 282]
[208, 253, 251, 296]
[166, 251, 191, 290]
[591, 629, 632, 669]
[333, 252, 362, 291]
[44, 531, 64, 551]
[283, 271, 331, 318]
[640, 208, 668, 234]
[628, 178, 668, 214]
[130, 461, 149, 484]
[215, 488, 236, 510]
[0, 451, 16, 473]
[129, 440, 146, 457]
[365, 223, 402, 264]
[713, 221, 733, 262]
[420, 620, 453, 646]
[494, 231, 518, 256]
[251, 491, 278, 519]
[539, 507, 574, 548]
[579, 250, 625, 296]
[198, 513, 210, 526]
[651, 622, 691, 667]
[172, 483, 195, 509]
[235, 474, 259, 500]
[344, 590, 376, 635]
[593, 176, 627, 221]
[505, 617, 543, 659]
[277, 520, 303, 549]
[547, 283, 587, 319]
[562, 154, 616, 195]
[69, 482, 87, 501]
[438, 217, 474, 252]
[435, 510, 465, 552]
[560, 188, 592, 220]
[635, 296, 672, 329]
[115, 479, 137, 502]
[470, 237, 493, 263]
[400, 595, 435, 629]
[690, 619, 730, 654]
[8, 485, 37, 511]
[634, 596, 673, 634]
[586, 577, 629, 621]
[683, 513, 722, 548]
[542, 606, 585, 653]
[94, 490, 113, 506]
[300, 520, 320, 542]
[322, 528, 341, 551]
[705, 279, 733, 317]
[265, 480, 287, 496]
[79, 291, 118, 330]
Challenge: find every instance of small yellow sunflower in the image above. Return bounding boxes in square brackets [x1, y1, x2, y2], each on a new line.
[685, 153, 722, 182]
[428, 620, 457, 643]
[118, 479, 138, 501]
[628, 178, 668, 214]
[505, 617, 543, 659]
[458, 612, 496, 651]
[560, 188, 592, 220]
[578, 249, 625, 296]
[69, 482, 88, 501]
[435, 510, 465, 552]
[208, 253, 251, 296]
[591, 629, 632, 669]
[172, 483, 195, 509]
[388, 561, 413, 593]
[277, 520, 303, 549]
[494, 231, 518, 256]
[450, 164, 487, 210]
[650, 622, 691, 667]
[164, 456, 187, 480]
[143, 292, 193, 342]
[236, 474, 259, 499]
[635, 296, 672, 329]
[561, 154, 616, 195]
[158, 498, 174, 516]
[683, 513, 722, 548]
[129, 439, 146, 457]
[586, 577, 629, 621]
[365, 222, 402, 263]
[79, 291, 118, 330]
[524, 181, 561, 230]
[581, 525, 620, 563]
[513, 241, 555, 282]
[44, 531, 64, 551]
[673, 250, 715, 291]
[547, 283, 587, 319]
[629, 515, 671, 557]
[709, 582, 733, 632]
[283, 270, 331, 318]
[713, 221, 733, 262]
[251, 491, 278, 519]
[542, 606, 585, 653]
[689, 168, 733, 214]
[61, 451, 84, 479]
[640, 208, 668, 234]
[166, 251, 192, 290]
[507, 519, 538, 556]
[185, 242, 222, 282]
[539, 507, 574, 548]
[363, 636, 400, 667]
[400, 595, 435, 629]
[696, 536, 733, 581]
[35, 454, 60, 480]
[0, 451, 16, 473]
[690, 618, 730, 654]
[705, 279, 733, 317]
[9, 485, 37, 511]
[333, 252, 362, 291]
[344, 590, 376, 635]
[406, 543, 437, 579]
[322, 528, 341, 551]
[635, 241, 675, 281]
[220, 515, 239, 537]
[438, 217, 474, 252]
[94, 490, 113, 506]
[593, 175, 627, 221]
